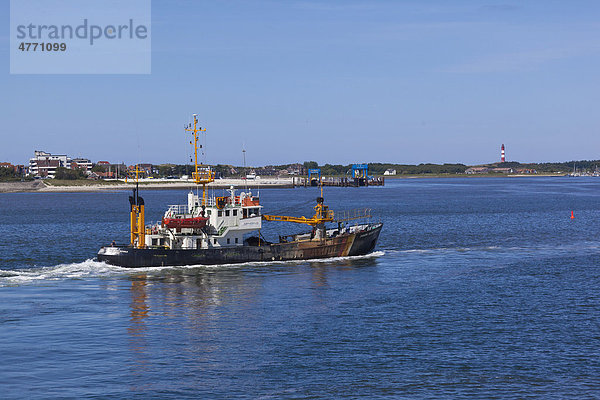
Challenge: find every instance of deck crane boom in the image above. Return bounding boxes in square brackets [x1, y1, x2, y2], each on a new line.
[262, 168, 336, 232]
[262, 196, 334, 227]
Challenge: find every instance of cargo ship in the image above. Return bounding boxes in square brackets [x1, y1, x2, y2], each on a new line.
[97, 115, 382, 267]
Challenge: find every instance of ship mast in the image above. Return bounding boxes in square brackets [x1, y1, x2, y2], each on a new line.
[185, 114, 214, 205]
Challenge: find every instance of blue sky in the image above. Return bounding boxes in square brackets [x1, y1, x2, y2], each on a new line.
[2, 0, 600, 166]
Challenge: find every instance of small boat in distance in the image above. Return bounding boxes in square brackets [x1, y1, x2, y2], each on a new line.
[97, 115, 382, 267]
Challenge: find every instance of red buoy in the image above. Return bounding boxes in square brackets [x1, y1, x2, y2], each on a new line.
[570, 211, 575, 219]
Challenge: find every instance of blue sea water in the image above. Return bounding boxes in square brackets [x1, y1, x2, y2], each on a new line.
[0, 177, 599, 399]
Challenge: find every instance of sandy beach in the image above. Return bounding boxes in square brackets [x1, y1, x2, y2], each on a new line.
[0, 178, 296, 193]
[0, 174, 571, 193]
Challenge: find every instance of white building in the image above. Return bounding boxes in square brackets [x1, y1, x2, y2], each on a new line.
[383, 169, 396, 176]
[71, 158, 93, 173]
[29, 150, 71, 178]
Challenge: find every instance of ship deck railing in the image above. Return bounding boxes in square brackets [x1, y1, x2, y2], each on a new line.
[166, 204, 189, 215]
[334, 208, 372, 223]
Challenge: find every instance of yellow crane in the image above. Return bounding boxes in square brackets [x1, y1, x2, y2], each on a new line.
[262, 172, 337, 227]
[262, 196, 334, 227]
[262, 177, 372, 229]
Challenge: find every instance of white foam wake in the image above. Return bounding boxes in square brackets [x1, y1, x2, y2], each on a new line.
[0, 259, 131, 287]
[387, 242, 600, 255]
[0, 251, 386, 287]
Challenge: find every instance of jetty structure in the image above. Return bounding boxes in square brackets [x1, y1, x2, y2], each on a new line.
[97, 115, 382, 267]
[304, 166, 384, 187]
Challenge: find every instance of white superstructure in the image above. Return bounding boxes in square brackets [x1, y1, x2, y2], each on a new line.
[143, 186, 263, 250]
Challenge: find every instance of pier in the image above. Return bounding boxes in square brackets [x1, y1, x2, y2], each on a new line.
[293, 176, 385, 187]
[295, 164, 384, 187]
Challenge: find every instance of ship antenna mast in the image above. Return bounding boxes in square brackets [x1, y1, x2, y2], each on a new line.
[320, 173, 324, 198]
[135, 164, 139, 197]
[185, 114, 214, 205]
[242, 143, 248, 191]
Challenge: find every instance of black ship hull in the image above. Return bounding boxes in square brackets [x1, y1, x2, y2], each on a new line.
[98, 223, 382, 268]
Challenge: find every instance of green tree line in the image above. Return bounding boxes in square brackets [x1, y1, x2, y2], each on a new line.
[32, 159, 600, 181]
[0, 167, 26, 182]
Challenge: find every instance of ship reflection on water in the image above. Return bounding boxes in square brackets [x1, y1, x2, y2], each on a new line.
[124, 257, 379, 391]
[127, 275, 150, 388]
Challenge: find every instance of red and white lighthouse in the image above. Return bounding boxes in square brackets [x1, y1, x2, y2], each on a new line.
[501, 144, 505, 163]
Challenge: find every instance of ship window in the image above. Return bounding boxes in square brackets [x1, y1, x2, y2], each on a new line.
[243, 209, 248, 218]
[207, 210, 211, 216]
[233, 209, 237, 216]
[227, 238, 230, 244]
[218, 210, 222, 217]
[213, 238, 217, 244]
[225, 210, 230, 217]
[235, 237, 238, 243]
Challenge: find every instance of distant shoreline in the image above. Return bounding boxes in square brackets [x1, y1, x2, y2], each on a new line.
[0, 178, 295, 194]
[0, 173, 577, 193]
